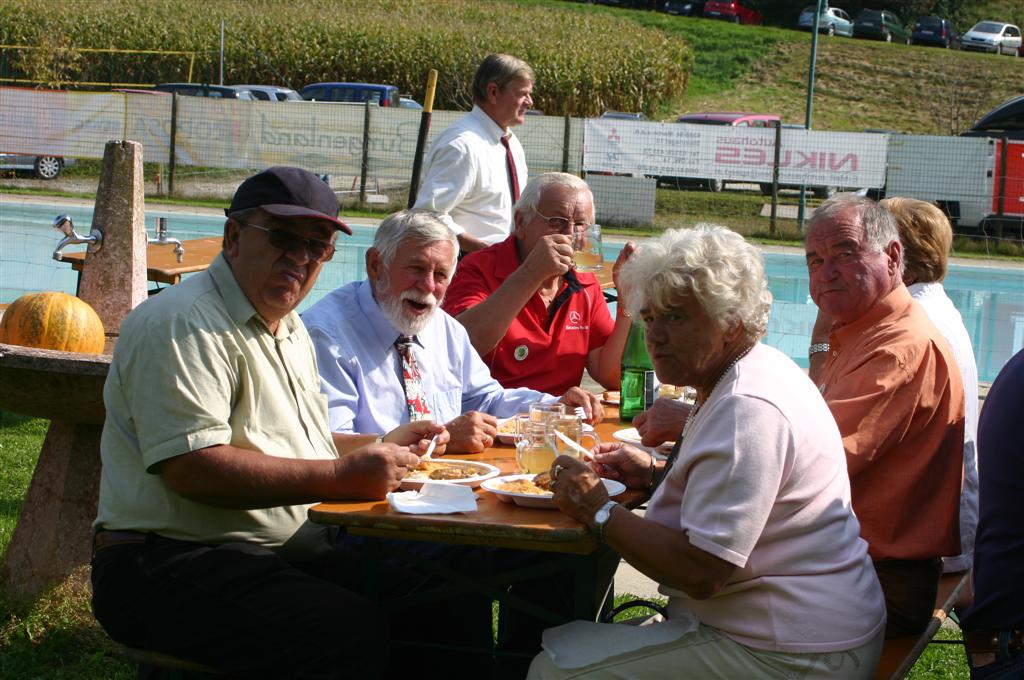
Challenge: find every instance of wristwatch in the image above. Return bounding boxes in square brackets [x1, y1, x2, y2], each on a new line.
[593, 500, 619, 544]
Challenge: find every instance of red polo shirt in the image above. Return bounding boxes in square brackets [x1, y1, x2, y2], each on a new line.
[443, 236, 615, 395]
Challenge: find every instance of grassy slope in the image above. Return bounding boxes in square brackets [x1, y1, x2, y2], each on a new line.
[525, 0, 1023, 135]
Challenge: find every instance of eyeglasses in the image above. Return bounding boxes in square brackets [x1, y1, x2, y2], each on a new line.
[533, 211, 590, 235]
[238, 222, 335, 263]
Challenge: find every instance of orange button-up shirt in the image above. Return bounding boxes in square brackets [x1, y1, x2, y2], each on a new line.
[819, 285, 964, 561]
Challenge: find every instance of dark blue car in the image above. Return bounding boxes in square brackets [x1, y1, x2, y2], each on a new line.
[299, 82, 400, 107]
[912, 16, 959, 48]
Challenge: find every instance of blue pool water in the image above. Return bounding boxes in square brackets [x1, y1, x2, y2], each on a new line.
[3, 200, 1022, 383]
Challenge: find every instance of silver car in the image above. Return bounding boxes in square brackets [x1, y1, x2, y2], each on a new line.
[798, 5, 854, 37]
[231, 85, 302, 101]
[0, 153, 74, 180]
[961, 21, 1022, 55]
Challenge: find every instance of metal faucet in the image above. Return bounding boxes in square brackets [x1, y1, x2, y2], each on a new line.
[149, 216, 185, 263]
[52, 214, 103, 262]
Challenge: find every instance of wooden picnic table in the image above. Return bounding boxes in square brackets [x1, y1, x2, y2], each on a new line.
[61, 237, 222, 286]
[308, 408, 644, 630]
[309, 410, 641, 553]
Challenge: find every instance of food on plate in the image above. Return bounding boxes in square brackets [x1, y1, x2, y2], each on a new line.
[404, 460, 480, 481]
[497, 471, 556, 495]
[532, 470, 553, 491]
[601, 390, 620, 405]
[498, 419, 519, 434]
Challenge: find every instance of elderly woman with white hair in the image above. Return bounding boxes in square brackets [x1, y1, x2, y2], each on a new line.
[529, 225, 886, 679]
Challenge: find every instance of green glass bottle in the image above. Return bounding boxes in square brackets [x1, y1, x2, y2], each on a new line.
[619, 321, 657, 422]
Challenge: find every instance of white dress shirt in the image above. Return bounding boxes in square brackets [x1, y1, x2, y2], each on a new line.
[909, 281, 980, 573]
[413, 105, 527, 245]
[302, 280, 554, 434]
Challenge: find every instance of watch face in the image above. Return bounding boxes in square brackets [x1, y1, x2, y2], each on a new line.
[595, 501, 615, 525]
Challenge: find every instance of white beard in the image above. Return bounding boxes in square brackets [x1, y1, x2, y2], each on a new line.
[376, 278, 439, 337]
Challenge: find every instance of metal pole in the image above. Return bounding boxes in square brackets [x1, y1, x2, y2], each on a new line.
[798, 0, 825, 232]
[219, 20, 225, 85]
[168, 94, 178, 198]
[359, 101, 370, 206]
[771, 120, 781, 237]
[562, 114, 571, 173]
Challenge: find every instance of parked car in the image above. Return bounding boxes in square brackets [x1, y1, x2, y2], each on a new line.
[153, 83, 256, 99]
[232, 85, 302, 101]
[703, 0, 763, 25]
[911, 16, 959, 48]
[0, 153, 74, 180]
[798, 5, 854, 37]
[398, 96, 423, 110]
[960, 21, 1022, 56]
[601, 111, 648, 120]
[664, 0, 706, 16]
[299, 82, 401, 107]
[853, 9, 910, 43]
[660, 112, 780, 192]
[961, 94, 1024, 140]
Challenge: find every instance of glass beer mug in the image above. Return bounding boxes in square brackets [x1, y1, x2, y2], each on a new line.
[549, 414, 602, 460]
[516, 421, 559, 474]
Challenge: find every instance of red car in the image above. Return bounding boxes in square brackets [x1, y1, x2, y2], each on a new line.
[703, 0, 763, 25]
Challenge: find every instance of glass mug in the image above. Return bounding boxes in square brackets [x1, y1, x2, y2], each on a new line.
[528, 402, 565, 425]
[516, 421, 559, 474]
[572, 223, 603, 272]
[550, 414, 602, 460]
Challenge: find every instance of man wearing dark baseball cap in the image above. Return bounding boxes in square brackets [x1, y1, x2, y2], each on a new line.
[225, 165, 352, 234]
[91, 166, 447, 676]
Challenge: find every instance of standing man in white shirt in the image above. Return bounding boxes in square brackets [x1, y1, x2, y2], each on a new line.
[413, 53, 534, 254]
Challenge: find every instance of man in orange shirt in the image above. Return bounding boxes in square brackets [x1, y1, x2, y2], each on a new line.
[805, 194, 965, 638]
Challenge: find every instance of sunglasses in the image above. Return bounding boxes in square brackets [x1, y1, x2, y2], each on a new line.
[238, 222, 335, 263]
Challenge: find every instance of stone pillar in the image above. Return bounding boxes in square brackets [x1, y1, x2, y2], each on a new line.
[0, 139, 148, 599]
[1, 420, 102, 599]
[77, 139, 148, 336]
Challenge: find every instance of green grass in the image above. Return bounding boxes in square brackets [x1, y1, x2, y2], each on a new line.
[0, 414, 133, 679]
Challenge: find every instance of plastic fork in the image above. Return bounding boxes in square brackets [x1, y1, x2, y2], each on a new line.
[421, 434, 439, 460]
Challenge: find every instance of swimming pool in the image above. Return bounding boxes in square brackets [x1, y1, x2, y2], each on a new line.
[2, 199, 1022, 383]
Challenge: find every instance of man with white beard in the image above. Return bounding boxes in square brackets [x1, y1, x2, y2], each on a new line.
[303, 209, 603, 453]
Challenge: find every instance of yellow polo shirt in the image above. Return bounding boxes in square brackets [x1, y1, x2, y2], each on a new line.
[95, 254, 338, 559]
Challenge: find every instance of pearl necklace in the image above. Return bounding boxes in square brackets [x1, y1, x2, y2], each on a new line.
[655, 344, 755, 493]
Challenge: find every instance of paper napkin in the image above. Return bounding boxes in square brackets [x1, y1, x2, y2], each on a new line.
[387, 482, 478, 514]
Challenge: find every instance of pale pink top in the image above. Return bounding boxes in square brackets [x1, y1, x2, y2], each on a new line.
[647, 343, 885, 653]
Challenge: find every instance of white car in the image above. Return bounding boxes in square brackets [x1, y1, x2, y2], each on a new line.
[961, 21, 1022, 55]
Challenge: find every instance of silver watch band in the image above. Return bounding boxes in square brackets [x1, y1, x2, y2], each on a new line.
[808, 342, 830, 356]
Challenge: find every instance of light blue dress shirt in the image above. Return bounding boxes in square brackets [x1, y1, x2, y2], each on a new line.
[302, 280, 555, 434]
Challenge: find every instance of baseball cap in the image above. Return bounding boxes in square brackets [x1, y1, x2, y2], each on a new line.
[225, 166, 351, 234]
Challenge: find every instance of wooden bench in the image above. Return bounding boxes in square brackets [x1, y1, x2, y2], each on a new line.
[872, 570, 970, 680]
[121, 646, 222, 678]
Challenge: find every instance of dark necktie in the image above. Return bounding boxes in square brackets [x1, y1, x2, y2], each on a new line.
[500, 135, 521, 203]
[395, 336, 432, 421]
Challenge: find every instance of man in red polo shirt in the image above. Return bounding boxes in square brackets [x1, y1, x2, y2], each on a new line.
[443, 172, 634, 394]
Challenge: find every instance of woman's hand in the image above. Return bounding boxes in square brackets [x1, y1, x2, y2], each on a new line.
[589, 442, 655, 490]
[548, 455, 609, 525]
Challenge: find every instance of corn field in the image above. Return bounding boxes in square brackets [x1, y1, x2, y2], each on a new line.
[0, 0, 692, 117]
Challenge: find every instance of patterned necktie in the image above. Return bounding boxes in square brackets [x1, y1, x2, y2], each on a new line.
[395, 335, 432, 421]
[500, 135, 521, 203]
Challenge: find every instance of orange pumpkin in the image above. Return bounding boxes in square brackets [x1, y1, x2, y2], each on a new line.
[0, 292, 105, 353]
